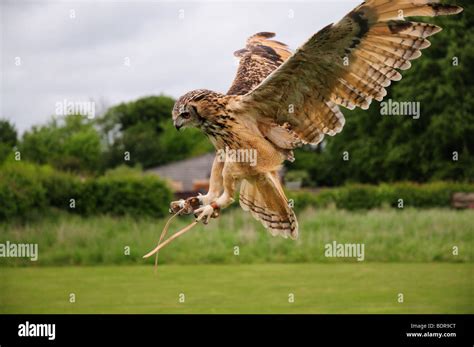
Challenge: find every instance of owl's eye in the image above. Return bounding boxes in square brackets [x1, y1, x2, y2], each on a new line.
[181, 112, 191, 119]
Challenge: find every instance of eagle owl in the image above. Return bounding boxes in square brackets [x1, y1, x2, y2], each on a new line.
[171, 0, 462, 239]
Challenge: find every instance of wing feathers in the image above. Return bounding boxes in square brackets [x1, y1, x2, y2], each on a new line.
[344, 72, 387, 102]
[227, 32, 292, 96]
[373, 2, 463, 21]
[370, 21, 442, 38]
[362, 38, 422, 60]
[236, 1, 462, 146]
[367, 34, 432, 50]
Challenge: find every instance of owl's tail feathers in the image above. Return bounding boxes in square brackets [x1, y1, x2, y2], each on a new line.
[239, 172, 298, 240]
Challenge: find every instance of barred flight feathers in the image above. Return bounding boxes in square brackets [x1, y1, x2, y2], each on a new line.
[236, 1, 463, 145]
[227, 32, 292, 96]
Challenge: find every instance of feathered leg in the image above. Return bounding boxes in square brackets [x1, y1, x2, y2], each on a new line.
[195, 163, 237, 224]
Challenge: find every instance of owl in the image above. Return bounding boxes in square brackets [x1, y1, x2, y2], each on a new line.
[170, 0, 462, 239]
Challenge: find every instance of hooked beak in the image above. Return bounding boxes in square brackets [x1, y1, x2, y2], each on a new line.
[174, 119, 183, 131]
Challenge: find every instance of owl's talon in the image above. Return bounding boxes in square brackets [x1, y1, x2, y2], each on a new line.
[194, 204, 218, 224]
[169, 196, 203, 215]
[169, 199, 186, 214]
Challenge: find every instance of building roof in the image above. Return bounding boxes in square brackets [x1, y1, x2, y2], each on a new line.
[147, 153, 214, 191]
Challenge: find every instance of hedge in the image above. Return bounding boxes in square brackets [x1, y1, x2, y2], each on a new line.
[92, 175, 173, 217]
[1, 161, 473, 220]
[0, 162, 47, 220]
[0, 161, 173, 221]
[288, 182, 474, 211]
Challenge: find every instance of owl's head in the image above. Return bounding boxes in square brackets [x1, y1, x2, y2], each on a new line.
[172, 89, 226, 130]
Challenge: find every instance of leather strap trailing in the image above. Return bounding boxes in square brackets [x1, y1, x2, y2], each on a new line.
[143, 197, 204, 272]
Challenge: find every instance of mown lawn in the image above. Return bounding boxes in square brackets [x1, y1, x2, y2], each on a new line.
[0, 263, 472, 314]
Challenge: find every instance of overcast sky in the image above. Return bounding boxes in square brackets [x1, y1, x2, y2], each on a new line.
[0, 0, 360, 134]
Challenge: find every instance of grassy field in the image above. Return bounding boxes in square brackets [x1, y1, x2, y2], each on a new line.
[0, 208, 472, 265]
[1, 209, 472, 313]
[0, 263, 472, 314]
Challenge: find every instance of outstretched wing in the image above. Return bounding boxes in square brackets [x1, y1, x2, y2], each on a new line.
[238, 0, 463, 145]
[227, 32, 292, 96]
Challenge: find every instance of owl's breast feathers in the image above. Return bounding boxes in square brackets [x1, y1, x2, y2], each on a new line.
[202, 113, 241, 149]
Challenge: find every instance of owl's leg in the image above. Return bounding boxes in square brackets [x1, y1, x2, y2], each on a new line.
[195, 168, 236, 224]
[169, 156, 223, 215]
[214, 174, 236, 209]
[198, 157, 224, 205]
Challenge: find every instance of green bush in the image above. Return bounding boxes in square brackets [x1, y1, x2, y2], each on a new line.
[73, 179, 98, 216]
[285, 170, 309, 182]
[288, 182, 474, 211]
[379, 182, 474, 208]
[93, 175, 172, 218]
[38, 167, 83, 210]
[1, 160, 472, 221]
[103, 164, 143, 178]
[0, 161, 173, 220]
[334, 185, 380, 210]
[288, 191, 316, 210]
[0, 161, 47, 220]
[287, 189, 333, 210]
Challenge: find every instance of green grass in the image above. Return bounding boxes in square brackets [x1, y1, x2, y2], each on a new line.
[2, 208, 471, 314]
[0, 208, 472, 266]
[0, 263, 472, 314]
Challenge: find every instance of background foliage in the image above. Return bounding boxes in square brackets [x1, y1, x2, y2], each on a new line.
[0, 158, 471, 221]
[18, 115, 101, 173]
[0, 161, 172, 221]
[98, 95, 212, 170]
[288, 0, 474, 186]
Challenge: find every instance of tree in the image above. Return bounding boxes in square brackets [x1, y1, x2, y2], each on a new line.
[98, 95, 212, 169]
[0, 119, 18, 163]
[19, 114, 101, 173]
